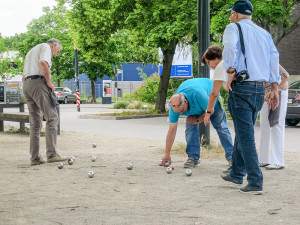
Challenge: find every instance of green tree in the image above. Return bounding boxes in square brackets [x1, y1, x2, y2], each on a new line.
[63, 0, 158, 102]
[9, 6, 75, 86]
[122, 0, 198, 112]
[210, 0, 300, 45]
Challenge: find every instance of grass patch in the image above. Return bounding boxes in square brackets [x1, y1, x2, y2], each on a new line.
[7, 126, 45, 136]
[92, 109, 167, 117]
[170, 139, 225, 159]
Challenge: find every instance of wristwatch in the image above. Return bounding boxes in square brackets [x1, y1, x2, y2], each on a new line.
[206, 110, 211, 114]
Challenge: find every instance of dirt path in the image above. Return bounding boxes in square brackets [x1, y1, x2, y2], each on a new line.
[0, 131, 299, 225]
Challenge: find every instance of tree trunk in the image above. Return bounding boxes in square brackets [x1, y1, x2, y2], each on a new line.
[155, 41, 177, 112]
[57, 79, 61, 87]
[91, 81, 96, 103]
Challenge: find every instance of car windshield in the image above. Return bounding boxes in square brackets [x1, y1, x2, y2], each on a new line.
[55, 88, 64, 92]
[289, 81, 300, 89]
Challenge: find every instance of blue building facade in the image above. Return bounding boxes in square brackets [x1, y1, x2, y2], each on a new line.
[64, 63, 158, 98]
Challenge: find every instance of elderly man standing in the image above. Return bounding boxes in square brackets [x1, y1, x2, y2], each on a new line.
[161, 78, 233, 169]
[221, 0, 281, 194]
[23, 38, 68, 166]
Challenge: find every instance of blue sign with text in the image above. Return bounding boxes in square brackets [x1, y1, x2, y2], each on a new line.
[159, 65, 192, 78]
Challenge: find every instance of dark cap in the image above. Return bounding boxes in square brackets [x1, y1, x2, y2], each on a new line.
[227, 0, 253, 15]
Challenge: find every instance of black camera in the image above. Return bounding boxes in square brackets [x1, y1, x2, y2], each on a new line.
[235, 70, 250, 82]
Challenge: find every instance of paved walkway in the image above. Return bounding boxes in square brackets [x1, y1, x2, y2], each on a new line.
[3, 103, 300, 153]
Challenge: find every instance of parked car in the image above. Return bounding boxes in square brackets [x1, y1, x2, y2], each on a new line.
[286, 80, 300, 126]
[54, 87, 76, 104]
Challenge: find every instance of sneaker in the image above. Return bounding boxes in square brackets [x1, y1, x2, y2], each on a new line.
[47, 155, 68, 163]
[259, 163, 270, 167]
[184, 158, 199, 168]
[221, 173, 242, 185]
[240, 184, 263, 195]
[227, 158, 232, 167]
[31, 158, 46, 166]
[222, 166, 232, 174]
[265, 164, 284, 170]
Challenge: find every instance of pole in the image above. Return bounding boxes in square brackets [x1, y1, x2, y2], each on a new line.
[198, 0, 210, 145]
[74, 42, 80, 112]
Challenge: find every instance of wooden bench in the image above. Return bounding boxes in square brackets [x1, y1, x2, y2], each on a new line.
[0, 104, 60, 135]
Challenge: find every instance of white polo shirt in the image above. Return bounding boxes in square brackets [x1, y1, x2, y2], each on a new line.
[23, 43, 52, 78]
[212, 60, 227, 87]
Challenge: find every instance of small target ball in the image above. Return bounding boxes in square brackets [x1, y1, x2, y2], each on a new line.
[88, 171, 94, 178]
[166, 167, 172, 174]
[57, 162, 64, 169]
[127, 163, 133, 170]
[185, 169, 192, 176]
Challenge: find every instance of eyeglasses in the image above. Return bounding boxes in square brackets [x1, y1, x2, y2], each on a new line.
[169, 101, 183, 108]
[228, 12, 234, 19]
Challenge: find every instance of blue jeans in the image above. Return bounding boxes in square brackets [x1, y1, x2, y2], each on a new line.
[228, 82, 265, 188]
[185, 102, 233, 162]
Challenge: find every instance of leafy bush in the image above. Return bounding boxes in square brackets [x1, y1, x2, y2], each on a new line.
[122, 92, 135, 101]
[113, 101, 130, 109]
[219, 85, 228, 105]
[134, 68, 186, 104]
[134, 73, 160, 103]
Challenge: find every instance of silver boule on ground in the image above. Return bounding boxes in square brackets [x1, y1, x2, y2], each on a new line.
[166, 167, 172, 174]
[68, 159, 74, 165]
[57, 162, 64, 169]
[92, 143, 97, 148]
[185, 169, 192, 176]
[88, 171, 94, 178]
[127, 163, 133, 170]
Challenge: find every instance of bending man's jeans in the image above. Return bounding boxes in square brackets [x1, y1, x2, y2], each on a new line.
[185, 102, 233, 163]
[228, 82, 265, 189]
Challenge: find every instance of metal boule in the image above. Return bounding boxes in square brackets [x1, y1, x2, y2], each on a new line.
[185, 169, 192, 176]
[57, 162, 64, 169]
[88, 171, 94, 178]
[127, 163, 133, 170]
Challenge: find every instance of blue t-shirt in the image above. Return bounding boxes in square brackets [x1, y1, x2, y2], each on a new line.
[169, 78, 218, 123]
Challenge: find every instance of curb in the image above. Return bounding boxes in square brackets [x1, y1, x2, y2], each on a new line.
[79, 114, 169, 120]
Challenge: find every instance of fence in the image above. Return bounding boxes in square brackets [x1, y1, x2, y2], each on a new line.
[65, 81, 143, 102]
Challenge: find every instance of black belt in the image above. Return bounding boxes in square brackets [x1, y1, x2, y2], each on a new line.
[233, 81, 263, 86]
[25, 75, 45, 80]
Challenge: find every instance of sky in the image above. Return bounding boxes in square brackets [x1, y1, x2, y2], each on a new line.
[0, 0, 58, 37]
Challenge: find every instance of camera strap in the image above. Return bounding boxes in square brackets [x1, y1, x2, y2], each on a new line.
[235, 23, 247, 69]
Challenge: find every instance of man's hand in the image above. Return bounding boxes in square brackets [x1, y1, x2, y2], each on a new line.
[162, 153, 172, 166]
[268, 83, 279, 110]
[47, 82, 55, 93]
[203, 108, 215, 126]
[226, 68, 236, 92]
[264, 90, 271, 102]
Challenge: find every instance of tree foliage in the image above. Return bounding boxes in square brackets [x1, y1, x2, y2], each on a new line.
[210, 0, 300, 45]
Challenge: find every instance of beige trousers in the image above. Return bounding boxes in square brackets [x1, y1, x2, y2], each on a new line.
[23, 78, 59, 162]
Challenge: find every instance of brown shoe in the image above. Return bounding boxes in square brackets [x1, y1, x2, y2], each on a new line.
[31, 158, 46, 166]
[47, 155, 68, 163]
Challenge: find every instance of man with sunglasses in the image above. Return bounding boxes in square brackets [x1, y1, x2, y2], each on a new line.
[161, 78, 233, 169]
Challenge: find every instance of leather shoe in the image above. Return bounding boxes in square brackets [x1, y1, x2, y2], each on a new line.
[31, 158, 46, 166]
[221, 173, 242, 185]
[47, 155, 68, 163]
